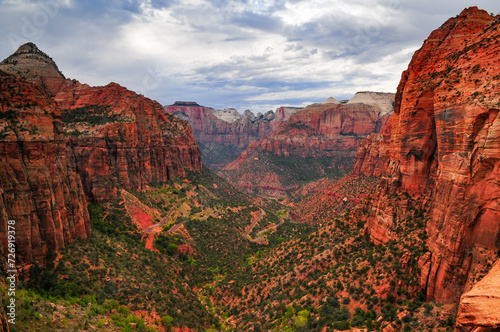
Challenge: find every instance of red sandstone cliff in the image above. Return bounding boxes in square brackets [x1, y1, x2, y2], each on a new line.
[164, 102, 301, 169]
[0, 71, 90, 267]
[358, 7, 500, 306]
[58, 83, 202, 201]
[456, 259, 500, 331]
[0, 43, 202, 267]
[220, 94, 394, 196]
[1, 43, 203, 202]
[241, 100, 391, 158]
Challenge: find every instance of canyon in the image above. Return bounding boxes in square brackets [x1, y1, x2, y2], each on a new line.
[164, 101, 302, 169]
[0, 6, 499, 332]
[220, 92, 394, 197]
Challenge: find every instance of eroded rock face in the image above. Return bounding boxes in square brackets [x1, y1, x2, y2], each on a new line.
[360, 7, 500, 303]
[0, 71, 90, 267]
[351, 115, 392, 177]
[0, 42, 66, 97]
[1, 44, 203, 202]
[347, 91, 395, 116]
[164, 102, 302, 169]
[456, 260, 500, 332]
[240, 101, 392, 159]
[57, 83, 202, 202]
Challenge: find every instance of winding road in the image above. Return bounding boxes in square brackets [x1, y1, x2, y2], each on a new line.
[144, 199, 183, 235]
[253, 217, 285, 243]
[243, 208, 265, 238]
[245, 209, 288, 243]
[143, 187, 197, 237]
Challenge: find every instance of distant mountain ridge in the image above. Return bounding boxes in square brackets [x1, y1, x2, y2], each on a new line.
[165, 101, 302, 169]
[219, 92, 395, 197]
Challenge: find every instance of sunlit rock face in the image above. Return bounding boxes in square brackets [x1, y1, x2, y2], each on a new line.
[1, 43, 203, 203]
[0, 43, 203, 267]
[456, 260, 500, 332]
[0, 70, 90, 267]
[360, 7, 500, 304]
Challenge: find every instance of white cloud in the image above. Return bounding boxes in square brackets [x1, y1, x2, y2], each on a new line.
[1, 0, 500, 112]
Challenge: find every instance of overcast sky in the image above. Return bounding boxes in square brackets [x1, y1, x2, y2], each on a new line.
[1, 0, 499, 113]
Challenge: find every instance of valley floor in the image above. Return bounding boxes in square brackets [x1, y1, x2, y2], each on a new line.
[1, 169, 459, 332]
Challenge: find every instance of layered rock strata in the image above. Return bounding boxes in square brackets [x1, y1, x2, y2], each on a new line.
[0, 43, 202, 266]
[220, 93, 394, 196]
[1, 43, 202, 202]
[456, 259, 500, 332]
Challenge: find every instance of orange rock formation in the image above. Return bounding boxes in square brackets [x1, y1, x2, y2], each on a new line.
[358, 7, 500, 305]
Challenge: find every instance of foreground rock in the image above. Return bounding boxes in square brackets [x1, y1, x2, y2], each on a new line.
[456, 260, 500, 331]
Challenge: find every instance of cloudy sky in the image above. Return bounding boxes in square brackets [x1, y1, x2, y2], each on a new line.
[1, 0, 499, 113]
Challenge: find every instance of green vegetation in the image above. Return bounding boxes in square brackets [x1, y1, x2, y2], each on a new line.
[220, 150, 354, 198]
[197, 142, 244, 171]
[208, 186, 456, 331]
[17, 224, 217, 330]
[61, 105, 130, 125]
[8, 168, 457, 331]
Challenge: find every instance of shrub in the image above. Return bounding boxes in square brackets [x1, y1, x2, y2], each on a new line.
[162, 315, 174, 331]
[166, 243, 179, 255]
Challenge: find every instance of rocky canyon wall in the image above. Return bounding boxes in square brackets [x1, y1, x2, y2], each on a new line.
[359, 7, 500, 307]
[220, 93, 394, 196]
[0, 71, 90, 267]
[0, 43, 202, 267]
[1, 43, 202, 202]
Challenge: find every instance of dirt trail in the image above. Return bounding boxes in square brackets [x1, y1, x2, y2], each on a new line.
[169, 219, 189, 233]
[253, 218, 285, 242]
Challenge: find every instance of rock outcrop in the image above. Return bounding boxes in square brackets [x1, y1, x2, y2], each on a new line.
[58, 84, 202, 202]
[0, 71, 90, 267]
[164, 102, 302, 169]
[1, 43, 203, 202]
[0, 42, 66, 97]
[347, 91, 395, 116]
[456, 260, 500, 331]
[359, 7, 500, 304]
[220, 93, 394, 196]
